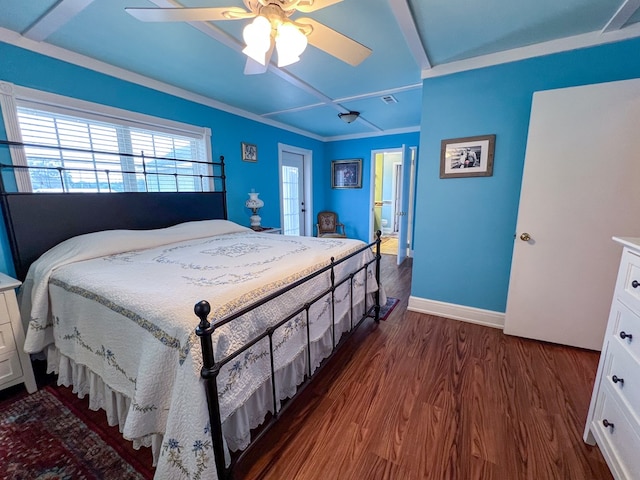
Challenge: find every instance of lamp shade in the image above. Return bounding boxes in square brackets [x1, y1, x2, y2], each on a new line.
[245, 191, 264, 228]
[338, 111, 360, 123]
[245, 191, 264, 211]
[276, 22, 308, 67]
[242, 16, 271, 65]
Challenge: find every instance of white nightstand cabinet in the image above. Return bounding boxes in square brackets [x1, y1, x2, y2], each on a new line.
[0, 272, 37, 394]
[584, 237, 640, 479]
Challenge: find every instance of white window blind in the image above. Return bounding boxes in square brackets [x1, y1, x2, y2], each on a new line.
[14, 105, 211, 193]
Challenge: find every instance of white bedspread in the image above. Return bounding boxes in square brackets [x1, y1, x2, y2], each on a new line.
[20, 220, 380, 480]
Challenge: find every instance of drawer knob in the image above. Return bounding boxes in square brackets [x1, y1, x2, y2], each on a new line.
[620, 331, 633, 341]
[633, 280, 640, 289]
[602, 419, 615, 430]
[612, 375, 624, 385]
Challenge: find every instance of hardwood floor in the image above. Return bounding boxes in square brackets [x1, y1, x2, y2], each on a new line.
[237, 255, 612, 480]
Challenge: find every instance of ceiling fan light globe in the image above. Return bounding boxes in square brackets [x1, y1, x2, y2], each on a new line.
[275, 22, 307, 67]
[276, 53, 300, 67]
[242, 45, 267, 65]
[242, 15, 271, 64]
[338, 111, 359, 123]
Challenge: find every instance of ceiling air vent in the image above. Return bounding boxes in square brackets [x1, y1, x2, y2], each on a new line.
[380, 94, 398, 104]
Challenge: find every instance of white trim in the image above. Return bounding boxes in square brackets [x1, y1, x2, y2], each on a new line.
[278, 143, 313, 236]
[23, 0, 95, 42]
[388, 0, 431, 70]
[262, 83, 422, 117]
[12, 83, 208, 138]
[0, 24, 408, 141]
[0, 82, 32, 191]
[2, 80, 213, 192]
[602, 0, 640, 33]
[0, 27, 325, 141]
[369, 147, 403, 242]
[332, 83, 423, 104]
[422, 22, 640, 79]
[406, 146, 417, 255]
[407, 296, 505, 329]
[326, 125, 420, 142]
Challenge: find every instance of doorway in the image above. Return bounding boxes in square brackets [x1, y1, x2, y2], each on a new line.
[278, 143, 312, 236]
[369, 146, 415, 263]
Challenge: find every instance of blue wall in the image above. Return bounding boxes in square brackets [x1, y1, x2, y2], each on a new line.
[324, 132, 420, 240]
[413, 37, 640, 313]
[0, 42, 328, 275]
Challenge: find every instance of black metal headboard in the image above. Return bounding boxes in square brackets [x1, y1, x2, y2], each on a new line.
[0, 140, 228, 280]
[2, 191, 227, 280]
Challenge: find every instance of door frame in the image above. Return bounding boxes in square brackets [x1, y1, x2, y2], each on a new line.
[391, 161, 402, 232]
[406, 146, 417, 258]
[278, 143, 313, 236]
[369, 147, 415, 256]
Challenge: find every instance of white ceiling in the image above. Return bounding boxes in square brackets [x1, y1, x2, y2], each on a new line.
[1, 0, 639, 140]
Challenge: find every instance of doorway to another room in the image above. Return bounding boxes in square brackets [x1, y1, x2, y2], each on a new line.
[370, 146, 416, 262]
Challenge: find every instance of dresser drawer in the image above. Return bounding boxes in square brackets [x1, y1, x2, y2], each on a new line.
[619, 248, 640, 313]
[0, 293, 10, 326]
[605, 339, 640, 418]
[0, 350, 23, 386]
[592, 384, 640, 479]
[0, 322, 16, 355]
[611, 301, 640, 364]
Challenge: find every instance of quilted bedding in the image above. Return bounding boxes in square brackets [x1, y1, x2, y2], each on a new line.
[20, 219, 380, 479]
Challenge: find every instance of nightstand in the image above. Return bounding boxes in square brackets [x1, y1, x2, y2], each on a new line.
[0, 272, 37, 394]
[251, 227, 282, 234]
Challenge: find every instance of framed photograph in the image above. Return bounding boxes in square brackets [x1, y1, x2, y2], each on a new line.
[331, 159, 362, 189]
[241, 142, 257, 162]
[440, 134, 496, 178]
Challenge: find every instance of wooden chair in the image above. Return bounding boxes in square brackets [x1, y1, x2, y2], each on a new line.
[316, 211, 347, 238]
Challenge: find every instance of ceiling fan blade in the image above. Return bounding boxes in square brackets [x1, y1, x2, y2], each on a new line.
[295, 0, 343, 13]
[125, 6, 253, 22]
[297, 18, 372, 66]
[243, 44, 274, 75]
[244, 57, 268, 75]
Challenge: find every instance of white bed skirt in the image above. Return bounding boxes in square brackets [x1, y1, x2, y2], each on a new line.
[44, 293, 375, 470]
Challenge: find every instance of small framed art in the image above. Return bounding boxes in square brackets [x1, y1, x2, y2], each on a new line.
[440, 134, 495, 178]
[331, 159, 362, 189]
[241, 142, 257, 162]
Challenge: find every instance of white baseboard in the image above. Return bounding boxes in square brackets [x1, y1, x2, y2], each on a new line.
[407, 296, 505, 329]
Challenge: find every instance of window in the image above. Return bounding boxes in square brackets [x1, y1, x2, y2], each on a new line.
[0, 82, 212, 193]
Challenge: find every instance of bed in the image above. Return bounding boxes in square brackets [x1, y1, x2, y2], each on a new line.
[0, 147, 383, 480]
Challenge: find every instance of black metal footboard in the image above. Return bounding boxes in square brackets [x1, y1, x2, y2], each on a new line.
[194, 232, 382, 480]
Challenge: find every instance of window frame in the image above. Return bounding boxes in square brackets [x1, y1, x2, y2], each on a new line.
[0, 81, 213, 193]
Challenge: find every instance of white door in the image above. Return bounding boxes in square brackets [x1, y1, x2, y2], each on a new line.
[280, 150, 305, 235]
[396, 144, 411, 265]
[391, 163, 402, 232]
[504, 79, 640, 350]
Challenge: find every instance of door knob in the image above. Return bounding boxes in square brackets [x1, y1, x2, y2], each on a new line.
[520, 233, 531, 241]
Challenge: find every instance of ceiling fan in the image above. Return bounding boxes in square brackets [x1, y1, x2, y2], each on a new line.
[125, 0, 372, 74]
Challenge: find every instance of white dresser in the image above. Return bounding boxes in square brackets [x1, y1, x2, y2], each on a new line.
[584, 237, 640, 479]
[0, 272, 37, 394]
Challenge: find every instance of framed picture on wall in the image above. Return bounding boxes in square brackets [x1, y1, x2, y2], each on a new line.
[331, 159, 362, 189]
[440, 134, 495, 178]
[241, 142, 258, 162]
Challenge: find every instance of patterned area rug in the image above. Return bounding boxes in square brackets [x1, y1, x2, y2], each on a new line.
[0, 386, 152, 480]
[379, 297, 400, 320]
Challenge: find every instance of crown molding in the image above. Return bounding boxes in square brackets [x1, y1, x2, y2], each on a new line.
[0, 27, 325, 141]
[325, 125, 420, 142]
[422, 23, 640, 79]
